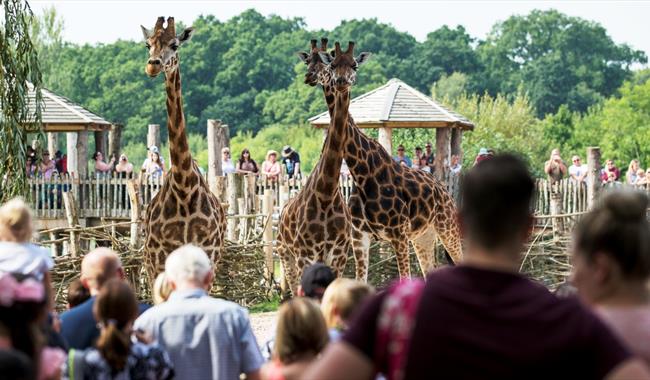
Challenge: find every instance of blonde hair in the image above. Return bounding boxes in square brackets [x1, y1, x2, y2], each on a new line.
[273, 298, 329, 364]
[321, 279, 374, 329]
[153, 272, 172, 305]
[0, 198, 34, 242]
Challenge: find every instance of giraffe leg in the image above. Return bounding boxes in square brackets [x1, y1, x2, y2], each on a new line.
[329, 246, 348, 278]
[351, 227, 371, 282]
[391, 238, 411, 279]
[277, 243, 297, 299]
[411, 228, 438, 276]
[433, 211, 463, 265]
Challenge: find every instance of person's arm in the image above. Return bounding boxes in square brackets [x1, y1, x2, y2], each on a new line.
[559, 162, 567, 175]
[544, 160, 552, 175]
[302, 342, 374, 380]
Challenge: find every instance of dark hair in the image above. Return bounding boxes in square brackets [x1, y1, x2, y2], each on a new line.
[238, 149, 258, 172]
[0, 349, 34, 380]
[574, 191, 650, 279]
[67, 279, 91, 308]
[0, 274, 47, 373]
[94, 279, 138, 372]
[460, 154, 534, 249]
[93, 151, 102, 160]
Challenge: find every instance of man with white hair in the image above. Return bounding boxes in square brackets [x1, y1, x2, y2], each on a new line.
[134, 245, 263, 380]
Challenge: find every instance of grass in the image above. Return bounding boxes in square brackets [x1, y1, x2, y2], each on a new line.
[249, 294, 281, 314]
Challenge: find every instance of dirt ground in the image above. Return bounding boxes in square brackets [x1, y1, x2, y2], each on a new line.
[249, 311, 277, 347]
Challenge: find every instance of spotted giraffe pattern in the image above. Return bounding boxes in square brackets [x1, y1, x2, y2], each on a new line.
[317, 41, 463, 280]
[141, 17, 226, 281]
[277, 40, 356, 297]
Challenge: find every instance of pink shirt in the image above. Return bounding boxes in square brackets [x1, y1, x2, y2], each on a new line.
[596, 306, 650, 365]
[262, 161, 281, 179]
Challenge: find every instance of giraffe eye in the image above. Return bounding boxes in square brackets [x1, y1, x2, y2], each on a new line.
[145, 43, 151, 49]
[170, 43, 178, 51]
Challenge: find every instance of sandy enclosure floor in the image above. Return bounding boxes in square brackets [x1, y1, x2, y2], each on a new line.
[249, 311, 277, 347]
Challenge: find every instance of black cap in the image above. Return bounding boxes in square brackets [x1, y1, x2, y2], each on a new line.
[300, 263, 335, 300]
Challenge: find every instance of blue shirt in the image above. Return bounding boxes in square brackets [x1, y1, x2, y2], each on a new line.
[60, 296, 150, 350]
[393, 155, 412, 167]
[134, 289, 263, 380]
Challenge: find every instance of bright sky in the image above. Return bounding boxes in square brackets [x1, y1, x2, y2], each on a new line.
[30, 0, 650, 66]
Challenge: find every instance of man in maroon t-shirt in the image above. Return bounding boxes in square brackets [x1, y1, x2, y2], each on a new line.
[306, 154, 650, 380]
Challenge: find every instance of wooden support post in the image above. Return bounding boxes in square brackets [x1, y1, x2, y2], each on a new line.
[127, 180, 141, 248]
[66, 132, 79, 177]
[279, 184, 289, 212]
[434, 127, 451, 180]
[587, 147, 602, 209]
[226, 173, 243, 241]
[63, 191, 80, 257]
[207, 119, 229, 194]
[237, 197, 248, 242]
[49, 232, 58, 257]
[76, 131, 88, 178]
[263, 189, 274, 284]
[450, 128, 463, 159]
[245, 174, 257, 213]
[550, 192, 565, 237]
[147, 124, 161, 150]
[377, 127, 393, 154]
[94, 131, 108, 157]
[108, 124, 122, 161]
[47, 132, 58, 156]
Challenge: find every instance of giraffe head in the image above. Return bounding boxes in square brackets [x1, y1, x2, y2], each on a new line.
[141, 17, 194, 78]
[318, 41, 371, 91]
[296, 38, 331, 87]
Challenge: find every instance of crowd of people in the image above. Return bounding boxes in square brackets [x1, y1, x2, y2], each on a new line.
[544, 149, 650, 186]
[4, 151, 650, 379]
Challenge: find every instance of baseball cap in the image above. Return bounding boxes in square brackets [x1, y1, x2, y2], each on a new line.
[478, 148, 489, 156]
[148, 145, 159, 154]
[300, 263, 335, 300]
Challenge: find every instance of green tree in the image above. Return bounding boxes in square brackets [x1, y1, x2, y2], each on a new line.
[1, 0, 43, 202]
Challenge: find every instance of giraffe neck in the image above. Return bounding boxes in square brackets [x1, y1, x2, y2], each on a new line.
[164, 63, 192, 171]
[320, 80, 335, 118]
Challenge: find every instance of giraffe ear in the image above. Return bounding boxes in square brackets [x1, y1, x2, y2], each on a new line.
[318, 51, 333, 65]
[178, 27, 195, 44]
[356, 52, 372, 66]
[296, 52, 310, 63]
[141, 25, 153, 40]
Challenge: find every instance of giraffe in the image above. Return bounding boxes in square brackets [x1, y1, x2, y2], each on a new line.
[276, 39, 364, 297]
[314, 41, 463, 280]
[140, 17, 226, 281]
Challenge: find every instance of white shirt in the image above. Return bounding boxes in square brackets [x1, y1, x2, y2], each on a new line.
[222, 159, 236, 175]
[0, 242, 54, 281]
[569, 164, 588, 181]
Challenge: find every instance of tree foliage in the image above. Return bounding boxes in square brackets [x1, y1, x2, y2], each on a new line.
[1, 0, 42, 202]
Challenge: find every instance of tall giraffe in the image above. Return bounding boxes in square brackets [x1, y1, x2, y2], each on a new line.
[276, 40, 364, 297]
[140, 17, 226, 281]
[314, 41, 463, 280]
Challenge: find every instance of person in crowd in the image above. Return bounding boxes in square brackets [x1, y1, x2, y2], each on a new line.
[626, 159, 640, 185]
[143, 151, 165, 180]
[392, 145, 412, 167]
[605, 171, 622, 188]
[0, 349, 34, 380]
[636, 169, 648, 186]
[134, 245, 263, 380]
[305, 154, 650, 380]
[60, 248, 147, 350]
[281, 145, 301, 179]
[222, 147, 236, 175]
[412, 147, 423, 170]
[544, 148, 567, 185]
[114, 154, 134, 177]
[568, 155, 588, 183]
[67, 279, 91, 310]
[141, 145, 165, 171]
[262, 150, 281, 182]
[473, 147, 491, 166]
[40, 151, 57, 180]
[0, 273, 66, 380]
[449, 154, 462, 175]
[262, 263, 335, 360]
[422, 142, 435, 172]
[601, 159, 621, 183]
[571, 191, 650, 364]
[25, 156, 37, 178]
[261, 298, 329, 380]
[236, 148, 259, 175]
[93, 151, 115, 175]
[320, 279, 374, 342]
[53, 151, 64, 174]
[153, 272, 171, 305]
[64, 279, 174, 379]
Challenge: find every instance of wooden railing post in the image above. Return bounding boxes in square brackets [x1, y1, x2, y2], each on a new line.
[63, 191, 80, 257]
[126, 180, 141, 249]
[226, 173, 243, 241]
[262, 189, 274, 285]
[586, 147, 602, 209]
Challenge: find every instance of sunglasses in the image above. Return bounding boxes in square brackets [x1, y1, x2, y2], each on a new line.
[398, 149, 404, 151]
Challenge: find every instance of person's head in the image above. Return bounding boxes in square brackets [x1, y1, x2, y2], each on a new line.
[606, 159, 615, 169]
[119, 154, 128, 164]
[629, 159, 640, 172]
[41, 150, 51, 162]
[151, 152, 161, 164]
[67, 278, 91, 309]
[165, 244, 214, 292]
[240, 148, 251, 162]
[141, 16, 194, 77]
[425, 142, 433, 153]
[298, 263, 336, 301]
[153, 272, 172, 305]
[396, 145, 405, 156]
[93, 279, 138, 372]
[0, 273, 47, 367]
[571, 191, 650, 305]
[273, 298, 329, 364]
[93, 151, 103, 161]
[550, 148, 561, 160]
[80, 248, 124, 295]
[451, 154, 460, 165]
[0, 198, 34, 242]
[477, 147, 488, 157]
[637, 169, 645, 179]
[607, 171, 616, 182]
[320, 279, 374, 330]
[148, 145, 159, 157]
[266, 150, 277, 163]
[414, 147, 422, 156]
[460, 154, 534, 257]
[221, 147, 231, 160]
[282, 145, 294, 159]
[0, 349, 34, 380]
[572, 155, 581, 166]
[25, 156, 33, 166]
